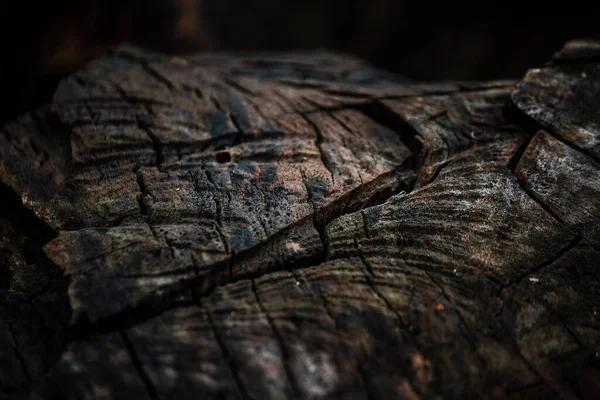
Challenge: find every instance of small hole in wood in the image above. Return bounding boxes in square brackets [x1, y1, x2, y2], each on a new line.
[216, 151, 231, 163]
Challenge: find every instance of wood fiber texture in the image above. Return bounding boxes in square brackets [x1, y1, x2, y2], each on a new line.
[0, 40, 599, 399]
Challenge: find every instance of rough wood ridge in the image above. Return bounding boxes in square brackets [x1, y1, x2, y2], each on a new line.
[0, 40, 599, 399]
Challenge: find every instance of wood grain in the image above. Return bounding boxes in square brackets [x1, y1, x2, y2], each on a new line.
[1, 40, 599, 399]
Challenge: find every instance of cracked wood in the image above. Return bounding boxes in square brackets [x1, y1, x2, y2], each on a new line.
[0, 40, 599, 399]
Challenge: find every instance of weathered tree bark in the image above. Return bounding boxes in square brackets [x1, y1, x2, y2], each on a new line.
[1, 40, 599, 399]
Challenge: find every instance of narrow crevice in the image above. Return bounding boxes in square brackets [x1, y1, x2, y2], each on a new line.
[147, 223, 160, 244]
[223, 78, 256, 97]
[80, 100, 97, 126]
[354, 237, 375, 278]
[136, 116, 165, 168]
[300, 168, 328, 262]
[214, 216, 324, 285]
[135, 171, 150, 216]
[314, 215, 329, 263]
[276, 82, 514, 110]
[315, 167, 414, 231]
[112, 83, 164, 169]
[250, 278, 301, 397]
[91, 267, 198, 280]
[249, 181, 271, 240]
[275, 104, 355, 118]
[192, 87, 208, 105]
[228, 166, 414, 284]
[509, 133, 600, 251]
[549, 127, 600, 165]
[256, 218, 270, 242]
[291, 270, 354, 346]
[188, 262, 203, 305]
[246, 96, 284, 129]
[271, 89, 324, 116]
[141, 62, 175, 91]
[458, 80, 518, 89]
[358, 100, 424, 180]
[434, 115, 479, 148]
[77, 118, 134, 128]
[498, 236, 581, 294]
[300, 113, 336, 186]
[420, 159, 452, 188]
[311, 279, 338, 328]
[353, 238, 421, 352]
[434, 81, 515, 94]
[204, 308, 251, 400]
[423, 108, 448, 123]
[360, 210, 371, 240]
[210, 96, 223, 111]
[119, 331, 160, 400]
[193, 167, 237, 282]
[68, 270, 210, 340]
[323, 89, 373, 99]
[507, 135, 535, 172]
[510, 143, 597, 252]
[512, 171, 573, 231]
[300, 95, 356, 118]
[59, 95, 159, 107]
[276, 79, 327, 90]
[204, 169, 230, 255]
[432, 124, 453, 162]
[504, 98, 600, 165]
[227, 113, 244, 148]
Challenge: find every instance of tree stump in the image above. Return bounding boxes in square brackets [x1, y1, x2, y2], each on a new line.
[1, 40, 599, 399]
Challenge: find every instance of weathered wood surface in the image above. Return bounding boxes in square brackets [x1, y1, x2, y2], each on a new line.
[0, 40, 599, 399]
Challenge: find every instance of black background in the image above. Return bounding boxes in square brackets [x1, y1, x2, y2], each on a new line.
[1, 0, 597, 126]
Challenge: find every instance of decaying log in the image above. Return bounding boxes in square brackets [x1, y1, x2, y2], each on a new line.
[0, 40, 599, 399]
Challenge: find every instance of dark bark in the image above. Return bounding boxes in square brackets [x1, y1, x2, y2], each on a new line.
[0, 40, 599, 399]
